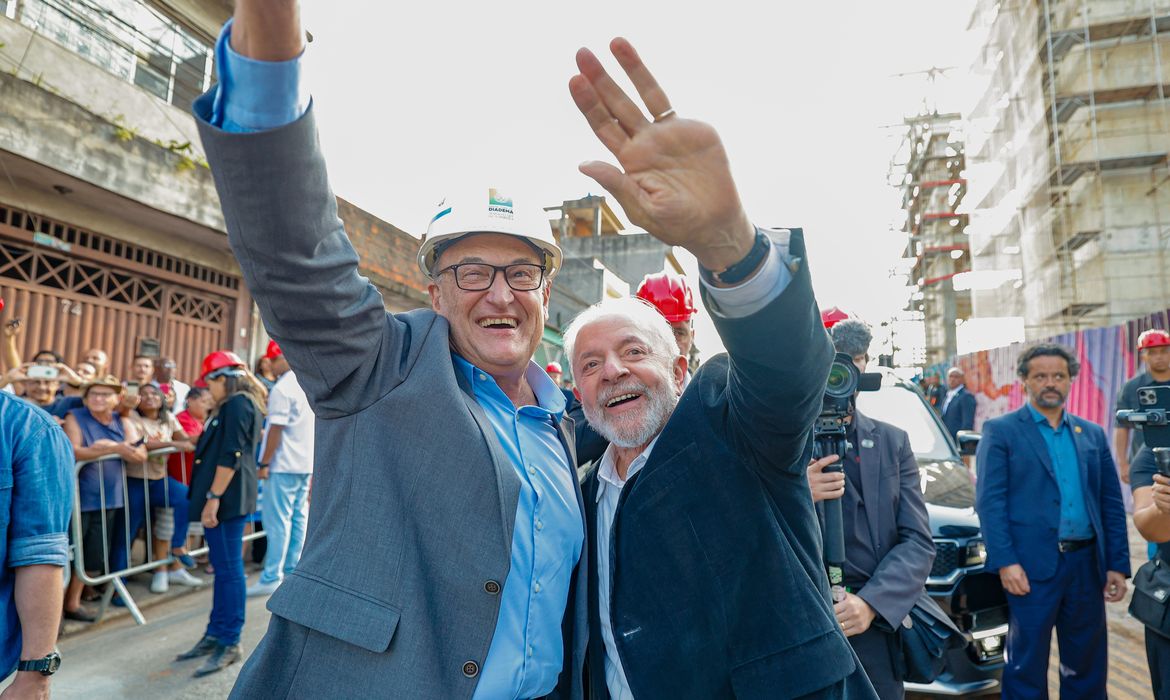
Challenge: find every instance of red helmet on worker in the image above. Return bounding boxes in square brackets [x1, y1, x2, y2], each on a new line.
[200, 350, 246, 381]
[545, 361, 563, 375]
[1137, 329, 1170, 350]
[635, 272, 696, 323]
[820, 306, 852, 330]
[264, 340, 283, 360]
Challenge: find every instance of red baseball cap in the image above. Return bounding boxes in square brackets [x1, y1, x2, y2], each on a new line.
[264, 340, 283, 360]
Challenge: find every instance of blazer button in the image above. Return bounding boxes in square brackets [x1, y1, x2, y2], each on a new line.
[484, 580, 501, 595]
[194, 459, 202, 465]
[462, 661, 479, 678]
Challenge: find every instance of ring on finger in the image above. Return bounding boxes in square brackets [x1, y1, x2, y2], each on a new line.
[653, 107, 676, 122]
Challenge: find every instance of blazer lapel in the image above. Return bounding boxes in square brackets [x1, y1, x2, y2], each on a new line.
[1016, 407, 1056, 481]
[556, 413, 589, 538]
[454, 369, 521, 559]
[857, 415, 882, 541]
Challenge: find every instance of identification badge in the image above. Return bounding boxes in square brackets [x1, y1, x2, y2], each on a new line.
[861, 439, 874, 449]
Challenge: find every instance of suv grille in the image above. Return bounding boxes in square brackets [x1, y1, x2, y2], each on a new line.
[931, 541, 960, 578]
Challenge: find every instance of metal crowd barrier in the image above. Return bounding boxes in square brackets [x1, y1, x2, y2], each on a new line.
[70, 447, 266, 626]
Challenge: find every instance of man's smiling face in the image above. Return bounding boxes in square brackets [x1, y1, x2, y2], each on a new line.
[429, 233, 550, 378]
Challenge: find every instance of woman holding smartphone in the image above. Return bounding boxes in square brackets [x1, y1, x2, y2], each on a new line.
[176, 351, 264, 677]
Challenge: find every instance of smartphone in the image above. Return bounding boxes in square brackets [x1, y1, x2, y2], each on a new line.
[125, 381, 139, 397]
[27, 365, 59, 380]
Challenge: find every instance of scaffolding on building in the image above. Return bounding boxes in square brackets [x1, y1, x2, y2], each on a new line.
[891, 111, 974, 367]
[966, 0, 1170, 339]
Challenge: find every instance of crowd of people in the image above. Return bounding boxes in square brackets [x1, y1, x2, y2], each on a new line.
[1, 307, 318, 686]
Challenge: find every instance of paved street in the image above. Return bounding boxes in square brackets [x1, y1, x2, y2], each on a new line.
[3, 580, 272, 699]
[2, 521, 1156, 698]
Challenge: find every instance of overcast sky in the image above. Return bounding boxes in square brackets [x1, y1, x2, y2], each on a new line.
[298, 0, 978, 359]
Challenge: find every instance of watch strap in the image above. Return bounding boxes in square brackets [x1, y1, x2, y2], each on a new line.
[17, 652, 60, 675]
[206, 490, 222, 500]
[700, 228, 771, 286]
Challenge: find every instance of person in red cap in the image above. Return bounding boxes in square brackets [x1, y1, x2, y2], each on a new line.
[1114, 328, 1170, 482]
[177, 350, 265, 676]
[545, 361, 564, 385]
[636, 272, 697, 370]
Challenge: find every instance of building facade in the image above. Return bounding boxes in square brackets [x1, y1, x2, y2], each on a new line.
[965, 0, 1170, 339]
[0, 0, 428, 381]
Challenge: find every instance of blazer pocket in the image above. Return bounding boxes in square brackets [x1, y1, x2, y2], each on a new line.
[730, 629, 857, 699]
[267, 571, 401, 653]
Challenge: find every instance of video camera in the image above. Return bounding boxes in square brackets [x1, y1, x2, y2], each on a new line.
[1116, 385, 1170, 450]
[812, 353, 881, 602]
[812, 353, 882, 457]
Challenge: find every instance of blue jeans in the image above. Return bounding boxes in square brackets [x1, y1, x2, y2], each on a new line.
[204, 516, 246, 646]
[112, 477, 190, 571]
[258, 472, 310, 585]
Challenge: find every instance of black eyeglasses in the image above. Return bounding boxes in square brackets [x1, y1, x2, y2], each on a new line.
[437, 263, 546, 292]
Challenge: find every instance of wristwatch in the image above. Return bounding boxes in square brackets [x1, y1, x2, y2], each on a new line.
[17, 651, 61, 676]
[699, 228, 771, 286]
[206, 490, 222, 500]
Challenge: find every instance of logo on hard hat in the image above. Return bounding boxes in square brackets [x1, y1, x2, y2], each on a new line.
[487, 188, 514, 220]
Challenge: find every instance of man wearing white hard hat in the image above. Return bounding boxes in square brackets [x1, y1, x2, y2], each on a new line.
[194, 3, 583, 696]
[188, 1, 851, 698]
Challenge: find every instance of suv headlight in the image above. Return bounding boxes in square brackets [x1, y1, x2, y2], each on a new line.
[965, 540, 987, 566]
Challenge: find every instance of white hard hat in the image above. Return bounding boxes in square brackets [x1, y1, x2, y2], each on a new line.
[417, 187, 562, 279]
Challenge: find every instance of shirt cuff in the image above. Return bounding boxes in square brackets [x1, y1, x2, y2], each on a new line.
[213, 19, 310, 133]
[8, 532, 69, 569]
[701, 236, 793, 319]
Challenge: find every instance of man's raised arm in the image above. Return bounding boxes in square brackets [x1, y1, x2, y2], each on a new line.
[568, 39, 831, 470]
[194, 1, 409, 418]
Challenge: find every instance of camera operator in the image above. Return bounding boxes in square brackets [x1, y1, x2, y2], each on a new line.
[1130, 442, 1170, 697]
[1115, 329, 1170, 483]
[807, 319, 935, 699]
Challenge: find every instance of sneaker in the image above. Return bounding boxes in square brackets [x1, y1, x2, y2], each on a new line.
[169, 569, 205, 587]
[150, 570, 170, 594]
[246, 579, 280, 597]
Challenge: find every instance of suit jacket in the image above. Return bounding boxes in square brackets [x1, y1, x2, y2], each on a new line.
[974, 407, 1130, 582]
[188, 392, 261, 523]
[941, 387, 976, 440]
[582, 231, 877, 700]
[194, 99, 587, 699]
[842, 412, 935, 631]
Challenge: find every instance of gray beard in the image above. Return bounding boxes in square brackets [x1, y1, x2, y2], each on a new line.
[583, 381, 679, 449]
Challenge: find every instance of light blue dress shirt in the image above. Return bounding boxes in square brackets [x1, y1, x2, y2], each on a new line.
[452, 357, 583, 699]
[1026, 404, 1094, 540]
[210, 22, 584, 697]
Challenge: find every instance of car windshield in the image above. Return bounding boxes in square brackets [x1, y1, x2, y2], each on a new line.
[856, 382, 955, 460]
[856, 380, 977, 509]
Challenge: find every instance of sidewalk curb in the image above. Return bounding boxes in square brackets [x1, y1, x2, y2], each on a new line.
[61, 578, 208, 639]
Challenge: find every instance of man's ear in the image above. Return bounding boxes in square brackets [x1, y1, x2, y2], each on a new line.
[572, 386, 582, 402]
[673, 355, 688, 395]
[428, 281, 442, 313]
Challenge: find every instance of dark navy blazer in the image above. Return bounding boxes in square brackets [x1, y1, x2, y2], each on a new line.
[582, 231, 877, 700]
[941, 387, 976, 441]
[974, 406, 1130, 582]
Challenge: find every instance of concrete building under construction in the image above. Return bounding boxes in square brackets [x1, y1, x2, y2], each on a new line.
[965, 0, 1170, 339]
[893, 111, 974, 366]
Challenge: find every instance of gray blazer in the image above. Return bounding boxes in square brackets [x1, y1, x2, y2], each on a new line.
[193, 96, 587, 699]
[847, 411, 935, 629]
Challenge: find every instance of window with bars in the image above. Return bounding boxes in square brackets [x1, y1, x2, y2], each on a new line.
[13, 0, 213, 109]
